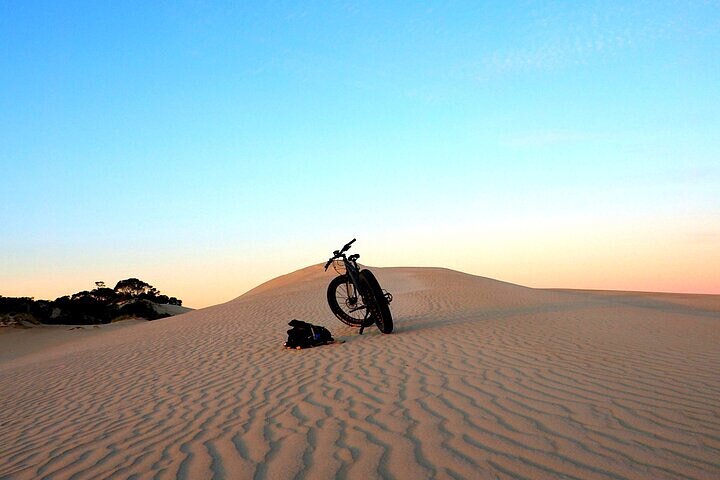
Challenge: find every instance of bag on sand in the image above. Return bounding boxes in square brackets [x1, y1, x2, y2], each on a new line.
[284, 319, 334, 349]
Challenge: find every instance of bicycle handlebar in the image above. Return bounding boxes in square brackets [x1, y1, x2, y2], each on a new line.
[341, 238, 356, 253]
[324, 238, 357, 270]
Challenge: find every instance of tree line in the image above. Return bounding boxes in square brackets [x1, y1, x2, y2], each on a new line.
[0, 278, 183, 325]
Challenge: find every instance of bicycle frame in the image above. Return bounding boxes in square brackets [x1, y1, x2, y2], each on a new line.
[342, 255, 360, 287]
[339, 255, 364, 312]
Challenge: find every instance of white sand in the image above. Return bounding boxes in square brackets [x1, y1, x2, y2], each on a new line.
[1, 265, 719, 479]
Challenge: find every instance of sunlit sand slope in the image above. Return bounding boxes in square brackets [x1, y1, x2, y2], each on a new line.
[1, 265, 719, 479]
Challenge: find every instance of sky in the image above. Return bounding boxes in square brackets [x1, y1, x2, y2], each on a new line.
[1, 0, 719, 308]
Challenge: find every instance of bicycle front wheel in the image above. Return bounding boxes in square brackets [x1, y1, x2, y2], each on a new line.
[327, 274, 372, 326]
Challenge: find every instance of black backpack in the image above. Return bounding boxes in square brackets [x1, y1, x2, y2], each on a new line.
[284, 319, 334, 349]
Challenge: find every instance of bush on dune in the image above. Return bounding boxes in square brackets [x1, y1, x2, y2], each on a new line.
[0, 279, 183, 325]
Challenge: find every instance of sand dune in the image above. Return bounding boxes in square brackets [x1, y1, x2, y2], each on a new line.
[1, 265, 719, 479]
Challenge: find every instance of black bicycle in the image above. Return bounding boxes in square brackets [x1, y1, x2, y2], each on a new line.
[324, 239, 394, 334]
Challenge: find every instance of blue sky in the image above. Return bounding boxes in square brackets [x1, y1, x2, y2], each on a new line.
[1, 1, 719, 306]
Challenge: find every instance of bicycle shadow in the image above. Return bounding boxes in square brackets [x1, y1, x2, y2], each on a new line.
[389, 299, 604, 335]
[390, 291, 720, 336]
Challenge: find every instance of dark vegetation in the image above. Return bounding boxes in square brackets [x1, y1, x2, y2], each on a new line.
[0, 279, 182, 325]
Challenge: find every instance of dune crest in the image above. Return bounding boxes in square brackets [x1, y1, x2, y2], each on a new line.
[1, 266, 719, 479]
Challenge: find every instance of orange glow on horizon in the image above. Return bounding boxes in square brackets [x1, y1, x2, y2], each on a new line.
[2, 221, 718, 308]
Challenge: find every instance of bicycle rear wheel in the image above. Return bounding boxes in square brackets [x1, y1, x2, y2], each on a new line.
[327, 274, 373, 326]
[359, 269, 393, 333]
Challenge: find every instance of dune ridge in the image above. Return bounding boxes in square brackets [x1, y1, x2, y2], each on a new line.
[1, 265, 719, 479]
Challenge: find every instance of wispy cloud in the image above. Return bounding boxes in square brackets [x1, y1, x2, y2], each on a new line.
[502, 130, 613, 147]
[478, 1, 710, 77]
[483, 32, 632, 74]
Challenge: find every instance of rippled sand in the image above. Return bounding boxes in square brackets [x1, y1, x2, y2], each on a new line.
[1, 265, 719, 479]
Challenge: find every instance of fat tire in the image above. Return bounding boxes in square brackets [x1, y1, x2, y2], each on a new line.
[359, 269, 393, 333]
[327, 274, 372, 327]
